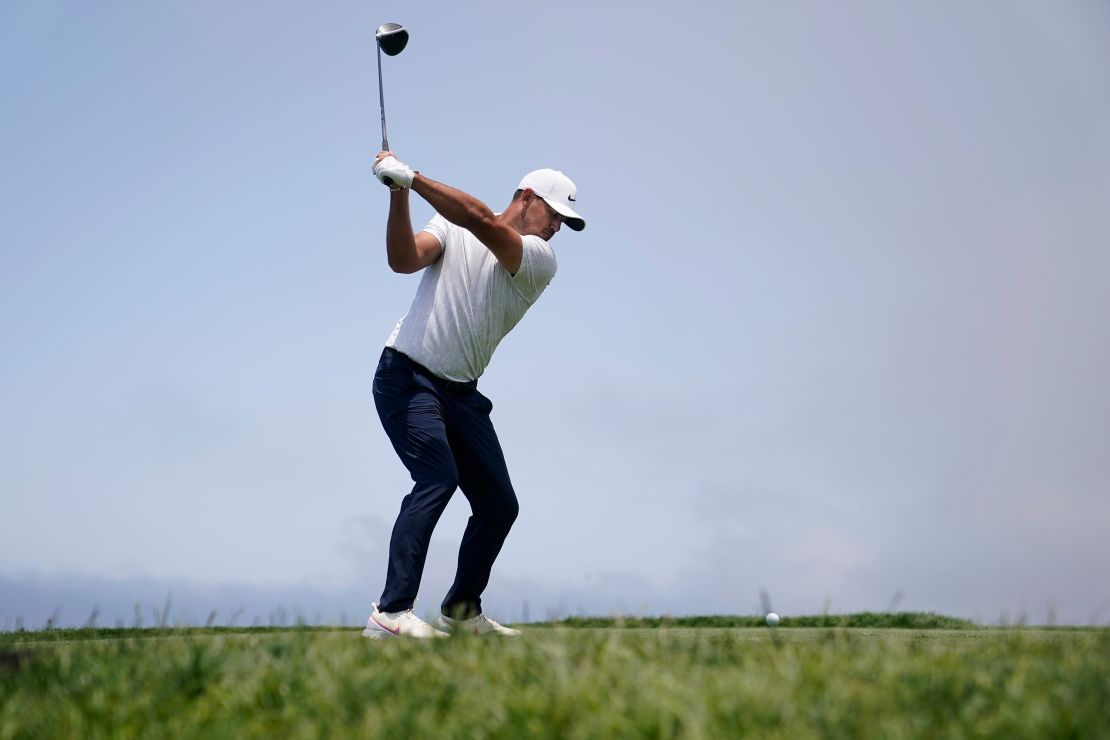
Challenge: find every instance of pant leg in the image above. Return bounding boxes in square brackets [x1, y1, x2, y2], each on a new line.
[373, 351, 458, 613]
[440, 388, 519, 619]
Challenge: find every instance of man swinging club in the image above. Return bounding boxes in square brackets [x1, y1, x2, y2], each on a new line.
[362, 152, 585, 639]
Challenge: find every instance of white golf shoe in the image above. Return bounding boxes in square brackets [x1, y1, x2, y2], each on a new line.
[362, 603, 449, 640]
[436, 613, 522, 637]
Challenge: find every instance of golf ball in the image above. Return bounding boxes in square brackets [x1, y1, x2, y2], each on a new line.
[765, 612, 780, 626]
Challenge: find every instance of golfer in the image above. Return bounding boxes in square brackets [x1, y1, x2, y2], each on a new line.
[362, 152, 585, 639]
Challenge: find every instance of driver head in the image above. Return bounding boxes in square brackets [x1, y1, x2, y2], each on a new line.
[375, 23, 408, 56]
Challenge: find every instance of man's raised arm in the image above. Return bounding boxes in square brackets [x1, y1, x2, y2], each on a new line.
[374, 152, 523, 274]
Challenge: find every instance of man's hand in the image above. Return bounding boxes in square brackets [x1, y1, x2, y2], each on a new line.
[373, 151, 416, 189]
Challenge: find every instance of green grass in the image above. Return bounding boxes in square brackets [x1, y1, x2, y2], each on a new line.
[2, 622, 1108, 738]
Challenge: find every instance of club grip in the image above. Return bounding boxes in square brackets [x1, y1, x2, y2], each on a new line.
[381, 137, 393, 186]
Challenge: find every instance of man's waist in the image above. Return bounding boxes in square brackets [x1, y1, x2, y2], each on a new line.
[383, 346, 479, 394]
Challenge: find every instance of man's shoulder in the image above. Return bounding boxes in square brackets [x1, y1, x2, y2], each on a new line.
[512, 235, 557, 290]
[522, 233, 552, 249]
[522, 234, 556, 263]
[426, 214, 478, 248]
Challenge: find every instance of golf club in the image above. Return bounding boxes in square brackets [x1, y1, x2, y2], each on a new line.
[375, 22, 409, 153]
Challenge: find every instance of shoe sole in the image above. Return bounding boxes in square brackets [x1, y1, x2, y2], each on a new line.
[436, 619, 521, 637]
[363, 626, 449, 639]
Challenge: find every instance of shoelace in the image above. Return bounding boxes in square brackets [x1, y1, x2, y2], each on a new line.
[475, 614, 510, 631]
[398, 611, 428, 627]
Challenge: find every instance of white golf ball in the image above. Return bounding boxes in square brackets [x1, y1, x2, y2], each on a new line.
[765, 612, 780, 626]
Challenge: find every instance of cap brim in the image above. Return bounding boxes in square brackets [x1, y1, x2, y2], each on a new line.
[543, 197, 586, 232]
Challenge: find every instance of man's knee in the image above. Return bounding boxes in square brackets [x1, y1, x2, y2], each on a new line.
[432, 468, 460, 493]
[406, 447, 459, 489]
[466, 485, 518, 526]
[490, 490, 519, 527]
[405, 465, 460, 516]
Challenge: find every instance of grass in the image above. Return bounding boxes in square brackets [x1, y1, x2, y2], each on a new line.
[2, 618, 1108, 738]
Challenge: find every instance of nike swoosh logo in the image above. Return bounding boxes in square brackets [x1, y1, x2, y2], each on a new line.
[567, 195, 576, 202]
[372, 615, 400, 635]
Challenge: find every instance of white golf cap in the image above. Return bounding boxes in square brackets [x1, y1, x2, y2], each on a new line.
[517, 168, 585, 231]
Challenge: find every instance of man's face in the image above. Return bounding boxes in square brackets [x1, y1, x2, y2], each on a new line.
[523, 191, 565, 241]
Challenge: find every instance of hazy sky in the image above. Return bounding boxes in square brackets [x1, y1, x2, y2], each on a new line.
[3, 0, 1108, 628]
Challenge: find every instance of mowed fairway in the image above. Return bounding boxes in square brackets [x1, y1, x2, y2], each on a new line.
[2, 624, 1108, 738]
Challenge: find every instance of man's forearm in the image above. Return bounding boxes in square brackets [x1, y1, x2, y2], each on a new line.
[385, 188, 418, 272]
[412, 174, 495, 231]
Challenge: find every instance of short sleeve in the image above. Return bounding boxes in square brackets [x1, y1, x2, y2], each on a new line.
[510, 235, 558, 302]
[420, 214, 449, 249]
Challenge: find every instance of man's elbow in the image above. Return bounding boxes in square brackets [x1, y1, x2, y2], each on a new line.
[388, 256, 419, 274]
[386, 241, 420, 273]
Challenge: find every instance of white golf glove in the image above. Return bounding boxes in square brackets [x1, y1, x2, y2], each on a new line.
[373, 155, 416, 189]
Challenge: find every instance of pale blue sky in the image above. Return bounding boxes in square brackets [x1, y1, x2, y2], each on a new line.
[2, 0, 1109, 627]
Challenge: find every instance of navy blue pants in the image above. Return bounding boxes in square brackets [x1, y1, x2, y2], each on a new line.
[373, 347, 519, 617]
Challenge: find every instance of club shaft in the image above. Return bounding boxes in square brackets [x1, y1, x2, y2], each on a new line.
[377, 44, 389, 151]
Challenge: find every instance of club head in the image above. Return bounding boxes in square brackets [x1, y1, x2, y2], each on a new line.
[375, 23, 409, 56]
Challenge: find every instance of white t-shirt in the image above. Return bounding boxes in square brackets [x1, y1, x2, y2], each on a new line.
[385, 214, 558, 382]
